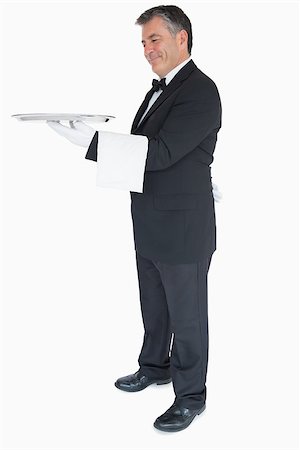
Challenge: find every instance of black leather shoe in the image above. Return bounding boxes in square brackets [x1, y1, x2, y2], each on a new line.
[115, 370, 171, 392]
[153, 403, 206, 432]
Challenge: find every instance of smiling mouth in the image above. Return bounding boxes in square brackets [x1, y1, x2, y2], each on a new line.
[148, 56, 160, 64]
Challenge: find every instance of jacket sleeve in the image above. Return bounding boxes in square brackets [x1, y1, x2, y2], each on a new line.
[145, 80, 221, 171]
[85, 130, 98, 162]
[84, 80, 221, 175]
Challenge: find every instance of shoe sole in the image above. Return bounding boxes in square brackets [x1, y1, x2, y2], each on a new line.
[153, 404, 206, 432]
[114, 377, 172, 392]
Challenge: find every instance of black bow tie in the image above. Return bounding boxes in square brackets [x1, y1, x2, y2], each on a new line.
[152, 78, 166, 92]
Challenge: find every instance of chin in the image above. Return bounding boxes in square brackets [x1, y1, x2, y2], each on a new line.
[152, 65, 163, 76]
[152, 68, 160, 77]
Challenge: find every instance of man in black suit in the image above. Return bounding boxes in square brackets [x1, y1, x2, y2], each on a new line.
[48, 5, 222, 433]
[84, 5, 222, 432]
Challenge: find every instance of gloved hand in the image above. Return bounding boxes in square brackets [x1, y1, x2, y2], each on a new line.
[212, 182, 222, 202]
[46, 120, 96, 147]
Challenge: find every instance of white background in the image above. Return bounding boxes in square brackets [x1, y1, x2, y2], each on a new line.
[1, 1, 299, 449]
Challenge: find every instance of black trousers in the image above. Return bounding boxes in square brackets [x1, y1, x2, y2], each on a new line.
[135, 251, 213, 410]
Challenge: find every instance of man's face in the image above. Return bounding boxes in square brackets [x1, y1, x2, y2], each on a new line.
[141, 16, 188, 78]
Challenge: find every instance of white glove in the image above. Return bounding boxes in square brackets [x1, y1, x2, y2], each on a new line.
[46, 120, 96, 147]
[212, 182, 222, 202]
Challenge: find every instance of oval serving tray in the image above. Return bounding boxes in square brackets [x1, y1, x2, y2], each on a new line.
[11, 113, 115, 123]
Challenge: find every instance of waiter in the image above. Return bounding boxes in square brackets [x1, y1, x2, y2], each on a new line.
[48, 5, 222, 433]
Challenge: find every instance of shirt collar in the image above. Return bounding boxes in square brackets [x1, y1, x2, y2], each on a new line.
[161, 56, 192, 85]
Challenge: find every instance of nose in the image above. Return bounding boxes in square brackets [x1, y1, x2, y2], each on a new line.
[144, 42, 154, 58]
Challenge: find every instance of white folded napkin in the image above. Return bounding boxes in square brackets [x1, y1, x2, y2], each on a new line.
[95, 131, 148, 193]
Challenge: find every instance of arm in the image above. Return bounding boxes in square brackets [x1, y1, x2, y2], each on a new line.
[85, 81, 221, 168]
[84, 81, 222, 197]
[85, 130, 98, 161]
[145, 80, 221, 171]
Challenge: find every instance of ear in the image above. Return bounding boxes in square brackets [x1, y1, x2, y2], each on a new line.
[178, 29, 188, 50]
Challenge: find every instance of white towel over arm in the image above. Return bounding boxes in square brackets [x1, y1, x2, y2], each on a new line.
[95, 131, 148, 193]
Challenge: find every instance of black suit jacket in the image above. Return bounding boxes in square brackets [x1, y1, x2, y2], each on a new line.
[85, 59, 222, 263]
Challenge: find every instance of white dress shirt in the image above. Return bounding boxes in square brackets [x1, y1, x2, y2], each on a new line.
[96, 57, 192, 193]
[138, 56, 191, 126]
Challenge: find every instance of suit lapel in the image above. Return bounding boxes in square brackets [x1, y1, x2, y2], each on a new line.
[131, 60, 197, 133]
[131, 88, 155, 132]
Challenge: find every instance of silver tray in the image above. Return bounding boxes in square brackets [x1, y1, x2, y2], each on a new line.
[11, 113, 115, 123]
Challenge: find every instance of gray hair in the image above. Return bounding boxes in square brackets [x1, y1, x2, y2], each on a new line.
[135, 5, 192, 55]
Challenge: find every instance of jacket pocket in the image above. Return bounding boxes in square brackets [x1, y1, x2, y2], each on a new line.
[153, 193, 210, 210]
